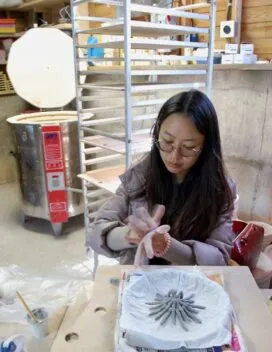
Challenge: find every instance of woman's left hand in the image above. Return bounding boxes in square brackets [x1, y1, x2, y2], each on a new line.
[151, 233, 168, 253]
[133, 224, 171, 266]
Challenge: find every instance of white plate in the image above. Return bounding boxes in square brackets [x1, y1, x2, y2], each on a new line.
[120, 269, 232, 350]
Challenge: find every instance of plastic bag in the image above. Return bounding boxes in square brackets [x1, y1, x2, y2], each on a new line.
[0, 264, 93, 325]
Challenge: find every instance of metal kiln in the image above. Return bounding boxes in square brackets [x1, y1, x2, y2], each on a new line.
[6, 27, 91, 236]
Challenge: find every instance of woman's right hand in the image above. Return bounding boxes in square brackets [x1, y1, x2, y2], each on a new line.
[125, 205, 166, 245]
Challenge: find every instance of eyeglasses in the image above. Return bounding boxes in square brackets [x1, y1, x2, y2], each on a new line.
[155, 139, 202, 157]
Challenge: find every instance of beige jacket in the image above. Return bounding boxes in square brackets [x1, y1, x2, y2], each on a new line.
[87, 157, 236, 266]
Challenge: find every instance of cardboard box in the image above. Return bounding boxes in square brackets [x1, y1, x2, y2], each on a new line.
[221, 54, 234, 64]
[225, 43, 238, 54]
[240, 43, 254, 55]
[234, 54, 257, 64]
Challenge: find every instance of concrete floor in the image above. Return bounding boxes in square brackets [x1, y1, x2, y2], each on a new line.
[0, 182, 120, 347]
[0, 182, 98, 277]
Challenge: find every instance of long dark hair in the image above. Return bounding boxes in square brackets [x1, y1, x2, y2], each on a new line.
[145, 90, 233, 242]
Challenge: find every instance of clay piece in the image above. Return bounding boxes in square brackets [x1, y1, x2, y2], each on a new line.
[146, 289, 205, 331]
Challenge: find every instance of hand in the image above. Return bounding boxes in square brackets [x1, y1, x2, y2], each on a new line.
[125, 205, 165, 245]
[152, 233, 168, 253]
[133, 224, 171, 266]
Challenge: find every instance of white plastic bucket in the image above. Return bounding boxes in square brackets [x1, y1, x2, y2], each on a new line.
[26, 307, 49, 339]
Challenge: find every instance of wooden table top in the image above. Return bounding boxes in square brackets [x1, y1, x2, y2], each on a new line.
[50, 265, 272, 352]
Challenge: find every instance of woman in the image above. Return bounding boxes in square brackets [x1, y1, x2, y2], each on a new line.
[88, 90, 236, 266]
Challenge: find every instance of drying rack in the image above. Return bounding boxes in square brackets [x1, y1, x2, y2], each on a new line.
[70, 0, 216, 274]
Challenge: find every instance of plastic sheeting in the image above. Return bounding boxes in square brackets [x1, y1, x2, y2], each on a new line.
[0, 258, 100, 352]
[0, 263, 93, 326]
[0, 249, 118, 323]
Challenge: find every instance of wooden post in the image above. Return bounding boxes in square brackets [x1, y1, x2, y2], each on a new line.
[76, 3, 90, 49]
[175, 0, 188, 56]
[232, 0, 242, 44]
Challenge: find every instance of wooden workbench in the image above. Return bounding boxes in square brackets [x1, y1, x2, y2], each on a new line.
[51, 265, 272, 351]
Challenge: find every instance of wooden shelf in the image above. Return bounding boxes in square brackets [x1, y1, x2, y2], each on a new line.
[7, 0, 66, 11]
[169, 2, 210, 11]
[80, 20, 208, 37]
[213, 63, 272, 71]
[86, 63, 272, 72]
[129, 3, 209, 21]
[180, 63, 272, 71]
[78, 165, 125, 194]
[0, 90, 15, 96]
[52, 23, 72, 30]
[172, 63, 272, 71]
[0, 33, 22, 38]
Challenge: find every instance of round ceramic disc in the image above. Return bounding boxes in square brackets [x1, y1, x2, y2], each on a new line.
[7, 28, 86, 108]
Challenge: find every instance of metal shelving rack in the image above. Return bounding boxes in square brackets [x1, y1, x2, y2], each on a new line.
[71, 0, 216, 266]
